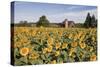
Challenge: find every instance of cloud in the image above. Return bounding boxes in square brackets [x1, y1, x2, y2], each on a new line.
[66, 6, 84, 10]
[47, 8, 97, 23]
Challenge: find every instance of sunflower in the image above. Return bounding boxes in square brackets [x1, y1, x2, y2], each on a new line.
[79, 43, 86, 49]
[90, 47, 93, 52]
[29, 52, 39, 60]
[80, 52, 84, 58]
[14, 42, 22, 48]
[92, 36, 95, 41]
[69, 34, 73, 39]
[55, 42, 61, 49]
[80, 35, 85, 42]
[78, 31, 82, 38]
[47, 37, 54, 46]
[20, 47, 29, 56]
[47, 46, 53, 52]
[55, 51, 60, 56]
[90, 54, 97, 61]
[74, 35, 78, 40]
[71, 41, 77, 47]
[62, 43, 68, 49]
[20, 36, 30, 46]
[59, 31, 63, 36]
[43, 48, 48, 54]
[69, 48, 75, 56]
[32, 30, 36, 37]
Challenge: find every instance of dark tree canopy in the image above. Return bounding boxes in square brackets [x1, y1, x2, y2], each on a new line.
[84, 13, 91, 28]
[19, 20, 28, 24]
[95, 19, 97, 27]
[91, 15, 96, 27]
[84, 12, 97, 28]
[36, 15, 50, 27]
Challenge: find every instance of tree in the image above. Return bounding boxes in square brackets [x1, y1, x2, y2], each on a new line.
[19, 20, 28, 24]
[75, 23, 84, 28]
[36, 15, 50, 27]
[84, 13, 91, 28]
[24, 21, 28, 24]
[91, 15, 96, 28]
[19, 21, 23, 23]
[19, 20, 28, 26]
[95, 19, 97, 27]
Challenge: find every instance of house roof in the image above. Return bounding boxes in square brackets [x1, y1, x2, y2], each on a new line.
[68, 21, 75, 25]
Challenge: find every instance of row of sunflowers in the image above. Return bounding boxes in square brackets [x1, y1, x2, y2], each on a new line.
[11, 27, 97, 65]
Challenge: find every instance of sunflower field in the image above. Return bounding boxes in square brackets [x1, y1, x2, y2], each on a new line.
[11, 27, 97, 65]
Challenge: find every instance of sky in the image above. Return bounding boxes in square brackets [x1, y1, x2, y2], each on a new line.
[13, 1, 97, 23]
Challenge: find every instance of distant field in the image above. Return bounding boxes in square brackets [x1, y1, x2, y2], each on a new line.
[12, 27, 97, 65]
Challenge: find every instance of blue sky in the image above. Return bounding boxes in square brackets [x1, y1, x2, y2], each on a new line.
[13, 1, 97, 23]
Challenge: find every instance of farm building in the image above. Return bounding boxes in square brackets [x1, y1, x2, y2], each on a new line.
[62, 19, 75, 28]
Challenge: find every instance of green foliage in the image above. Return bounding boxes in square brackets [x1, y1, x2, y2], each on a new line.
[91, 15, 97, 27]
[36, 15, 50, 27]
[84, 13, 91, 28]
[75, 23, 84, 28]
[13, 27, 97, 65]
[84, 12, 97, 28]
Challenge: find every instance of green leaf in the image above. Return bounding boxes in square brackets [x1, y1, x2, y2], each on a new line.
[37, 59, 43, 64]
[28, 59, 43, 65]
[28, 59, 37, 65]
[15, 58, 26, 66]
[41, 55, 46, 60]
[57, 57, 63, 63]
[14, 48, 20, 59]
[19, 56, 28, 64]
[15, 59, 22, 66]
[45, 53, 51, 58]
[14, 48, 19, 55]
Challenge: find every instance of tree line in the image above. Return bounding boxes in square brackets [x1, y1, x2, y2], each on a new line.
[18, 12, 97, 28]
[84, 12, 97, 28]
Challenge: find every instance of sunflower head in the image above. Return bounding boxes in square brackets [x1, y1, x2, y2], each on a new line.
[43, 48, 48, 54]
[79, 42, 86, 49]
[71, 41, 77, 47]
[55, 51, 60, 56]
[69, 48, 76, 56]
[55, 42, 61, 49]
[47, 37, 53, 46]
[20, 47, 29, 56]
[29, 52, 39, 60]
[62, 43, 68, 49]
[69, 34, 73, 39]
[90, 54, 97, 61]
[47, 46, 53, 52]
